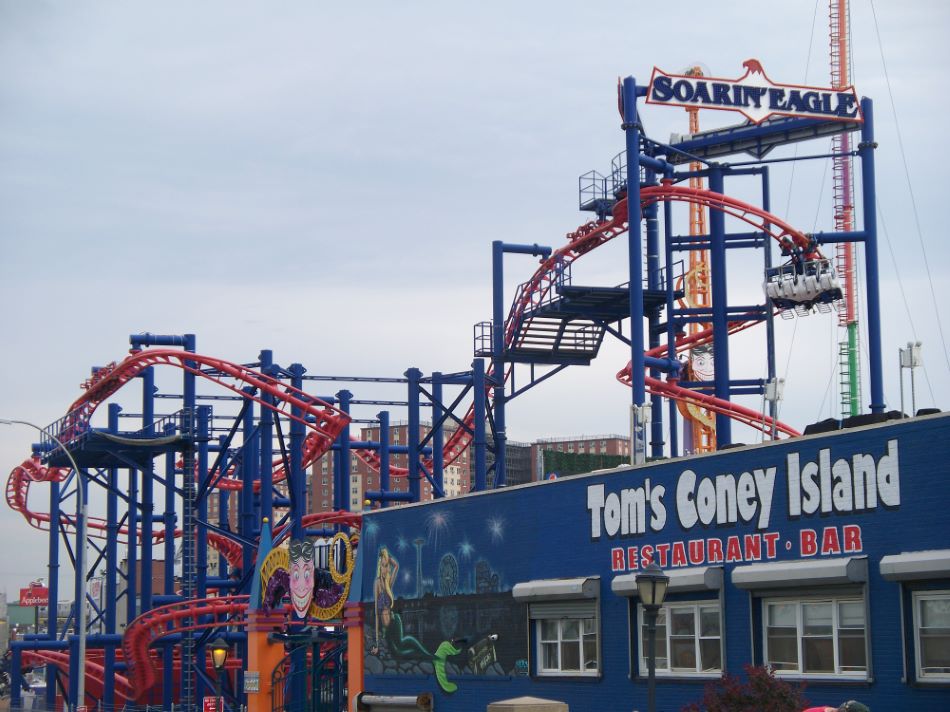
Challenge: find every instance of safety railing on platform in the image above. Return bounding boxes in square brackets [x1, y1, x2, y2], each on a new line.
[41, 407, 91, 452]
[473, 320, 492, 358]
[610, 148, 649, 194]
[578, 170, 611, 213]
[127, 409, 192, 438]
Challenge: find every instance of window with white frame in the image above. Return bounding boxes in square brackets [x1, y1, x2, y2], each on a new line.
[537, 616, 599, 676]
[513, 579, 601, 678]
[638, 602, 722, 675]
[763, 597, 867, 678]
[913, 591, 950, 680]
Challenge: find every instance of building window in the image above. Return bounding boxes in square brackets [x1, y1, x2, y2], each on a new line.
[537, 617, 598, 676]
[638, 602, 722, 675]
[321, 477, 328, 485]
[763, 598, 867, 678]
[513, 577, 600, 678]
[913, 591, 950, 680]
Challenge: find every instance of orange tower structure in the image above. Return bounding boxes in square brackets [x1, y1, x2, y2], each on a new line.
[677, 65, 717, 453]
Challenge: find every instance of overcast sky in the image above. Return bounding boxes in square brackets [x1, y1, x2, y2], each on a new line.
[1, 1, 948, 597]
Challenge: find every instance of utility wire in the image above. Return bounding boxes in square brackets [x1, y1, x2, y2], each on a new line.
[869, 0, 950, 373]
[783, 0, 823, 221]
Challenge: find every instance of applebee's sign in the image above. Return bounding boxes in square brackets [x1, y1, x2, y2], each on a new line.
[20, 585, 49, 607]
[646, 59, 862, 124]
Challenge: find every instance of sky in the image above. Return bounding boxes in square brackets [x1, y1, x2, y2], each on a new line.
[0, 1, 948, 597]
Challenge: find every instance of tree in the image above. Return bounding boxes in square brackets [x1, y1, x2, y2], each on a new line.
[682, 665, 808, 712]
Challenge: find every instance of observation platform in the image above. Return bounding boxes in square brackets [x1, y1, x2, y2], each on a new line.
[45, 429, 190, 469]
[42, 409, 193, 470]
[497, 283, 674, 366]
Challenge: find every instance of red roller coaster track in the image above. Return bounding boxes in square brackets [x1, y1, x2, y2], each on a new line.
[432, 186, 806, 467]
[5, 184, 807, 706]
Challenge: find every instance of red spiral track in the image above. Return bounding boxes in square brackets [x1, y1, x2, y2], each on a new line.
[7, 185, 806, 705]
[430, 187, 805, 468]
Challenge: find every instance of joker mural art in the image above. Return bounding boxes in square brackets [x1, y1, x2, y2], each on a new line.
[259, 532, 355, 621]
[289, 539, 315, 619]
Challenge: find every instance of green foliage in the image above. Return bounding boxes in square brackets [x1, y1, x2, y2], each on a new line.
[682, 665, 808, 712]
[540, 449, 626, 477]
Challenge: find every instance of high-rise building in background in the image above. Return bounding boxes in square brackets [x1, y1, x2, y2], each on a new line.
[310, 427, 629, 512]
[531, 434, 630, 480]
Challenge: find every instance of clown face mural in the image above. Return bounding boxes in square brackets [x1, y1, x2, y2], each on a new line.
[690, 343, 714, 383]
[289, 539, 315, 618]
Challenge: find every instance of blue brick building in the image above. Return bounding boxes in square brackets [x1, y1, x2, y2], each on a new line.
[356, 413, 950, 710]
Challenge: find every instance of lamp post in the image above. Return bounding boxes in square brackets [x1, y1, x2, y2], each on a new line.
[636, 562, 669, 712]
[211, 637, 230, 712]
[1, 418, 87, 712]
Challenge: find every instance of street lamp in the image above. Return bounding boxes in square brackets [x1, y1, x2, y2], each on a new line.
[0, 419, 87, 712]
[636, 562, 669, 712]
[211, 637, 230, 712]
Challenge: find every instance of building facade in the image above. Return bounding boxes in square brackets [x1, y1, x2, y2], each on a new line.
[309, 422, 473, 514]
[356, 414, 950, 711]
[531, 434, 631, 480]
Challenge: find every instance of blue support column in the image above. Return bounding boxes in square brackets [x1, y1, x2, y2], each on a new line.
[162, 422, 176, 710]
[491, 241, 508, 488]
[69, 467, 89, 708]
[431, 373, 444, 497]
[290, 364, 306, 534]
[488, 241, 551, 484]
[141, 367, 155, 614]
[405, 368, 422, 502]
[240, 388, 257, 578]
[10, 647, 22, 709]
[45, 479, 60, 709]
[196, 402, 211, 699]
[126, 463, 138, 627]
[622, 76, 647, 463]
[472, 360, 487, 491]
[217, 434, 230, 578]
[288, 364, 307, 712]
[105, 404, 121, 709]
[644, 195, 664, 459]
[761, 168, 778, 422]
[663, 197, 679, 458]
[378, 410, 391, 506]
[258, 349, 274, 524]
[197, 406, 211, 600]
[708, 165, 733, 446]
[181, 333, 198, 708]
[335, 390, 352, 511]
[859, 98, 885, 413]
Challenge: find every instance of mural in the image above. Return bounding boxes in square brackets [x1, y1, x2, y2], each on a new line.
[289, 539, 315, 618]
[259, 532, 356, 620]
[362, 511, 529, 695]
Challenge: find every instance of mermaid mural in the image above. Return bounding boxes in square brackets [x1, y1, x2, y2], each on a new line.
[370, 546, 462, 693]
